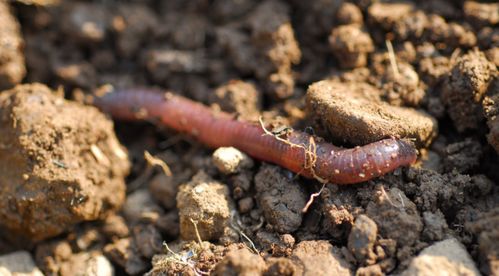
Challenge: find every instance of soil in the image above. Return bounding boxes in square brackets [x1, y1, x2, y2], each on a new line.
[0, 0, 498, 275]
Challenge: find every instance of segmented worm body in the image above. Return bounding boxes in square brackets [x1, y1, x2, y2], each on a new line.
[94, 89, 417, 184]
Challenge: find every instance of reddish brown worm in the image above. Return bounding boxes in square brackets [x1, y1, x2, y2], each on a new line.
[93, 88, 417, 184]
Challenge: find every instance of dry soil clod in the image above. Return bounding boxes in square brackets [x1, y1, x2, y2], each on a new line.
[329, 24, 374, 69]
[401, 238, 480, 276]
[0, 83, 130, 242]
[306, 80, 438, 147]
[176, 171, 234, 241]
[0, 0, 26, 90]
[441, 49, 498, 132]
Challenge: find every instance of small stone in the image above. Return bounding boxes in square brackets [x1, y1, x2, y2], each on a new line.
[177, 171, 233, 241]
[0, 251, 43, 276]
[212, 147, 254, 175]
[348, 215, 378, 265]
[402, 238, 480, 276]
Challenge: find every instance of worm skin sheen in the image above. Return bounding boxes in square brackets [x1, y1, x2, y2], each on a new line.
[93, 88, 417, 184]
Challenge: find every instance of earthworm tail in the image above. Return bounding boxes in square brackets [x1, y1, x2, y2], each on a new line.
[93, 88, 417, 184]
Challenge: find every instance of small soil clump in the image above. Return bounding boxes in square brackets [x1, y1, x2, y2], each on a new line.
[483, 81, 499, 154]
[306, 80, 437, 147]
[210, 80, 261, 120]
[329, 24, 374, 69]
[463, 1, 499, 29]
[291, 240, 352, 276]
[402, 238, 480, 276]
[348, 215, 378, 265]
[176, 171, 233, 241]
[254, 164, 307, 233]
[0, 83, 129, 242]
[0, 0, 26, 89]
[441, 49, 497, 132]
[213, 247, 266, 276]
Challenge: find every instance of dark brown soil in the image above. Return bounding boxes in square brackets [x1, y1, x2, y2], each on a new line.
[0, 0, 498, 275]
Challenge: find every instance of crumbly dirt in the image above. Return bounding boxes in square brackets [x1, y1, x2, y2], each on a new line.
[1, 0, 499, 275]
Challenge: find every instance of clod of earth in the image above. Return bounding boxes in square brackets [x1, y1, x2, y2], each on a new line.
[306, 79, 437, 147]
[0, 83, 130, 242]
[0, 0, 25, 90]
[176, 171, 233, 241]
[291, 240, 352, 276]
[441, 49, 498, 132]
[401, 238, 480, 276]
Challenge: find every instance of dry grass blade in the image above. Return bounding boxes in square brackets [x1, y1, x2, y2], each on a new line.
[144, 151, 173, 176]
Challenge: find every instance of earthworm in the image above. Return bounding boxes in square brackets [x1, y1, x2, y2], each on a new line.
[93, 88, 417, 184]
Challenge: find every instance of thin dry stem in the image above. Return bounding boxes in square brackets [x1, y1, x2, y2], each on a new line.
[230, 211, 259, 254]
[189, 218, 205, 250]
[144, 151, 172, 176]
[386, 40, 400, 79]
[302, 182, 327, 213]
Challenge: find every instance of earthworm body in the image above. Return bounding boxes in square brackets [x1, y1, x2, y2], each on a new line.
[94, 89, 417, 184]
